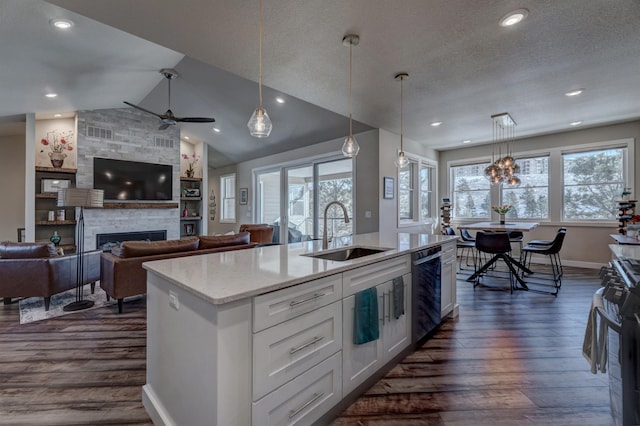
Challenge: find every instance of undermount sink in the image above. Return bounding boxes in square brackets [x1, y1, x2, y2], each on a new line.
[302, 246, 390, 262]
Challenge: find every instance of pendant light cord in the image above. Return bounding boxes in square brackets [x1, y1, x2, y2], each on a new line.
[258, 0, 264, 108]
[349, 40, 353, 137]
[400, 75, 404, 151]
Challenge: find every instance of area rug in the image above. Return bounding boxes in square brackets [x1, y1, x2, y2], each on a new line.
[19, 287, 116, 324]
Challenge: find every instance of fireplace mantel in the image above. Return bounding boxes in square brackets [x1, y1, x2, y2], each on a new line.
[97, 202, 178, 209]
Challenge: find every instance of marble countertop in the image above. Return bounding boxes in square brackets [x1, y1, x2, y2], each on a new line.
[610, 243, 640, 260]
[143, 232, 457, 305]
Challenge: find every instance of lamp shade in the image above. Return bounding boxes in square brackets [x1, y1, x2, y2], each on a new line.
[57, 188, 104, 208]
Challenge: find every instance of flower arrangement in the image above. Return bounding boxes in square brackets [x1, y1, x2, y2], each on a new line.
[182, 153, 200, 175]
[492, 204, 512, 215]
[40, 130, 74, 153]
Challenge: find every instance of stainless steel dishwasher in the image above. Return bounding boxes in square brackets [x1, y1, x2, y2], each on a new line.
[412, 245, 442, 345]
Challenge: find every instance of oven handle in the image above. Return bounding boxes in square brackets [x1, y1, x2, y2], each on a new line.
[595, 306, 622, 333]
[635, 313, 640, 327]
[412, 252, 441, 266]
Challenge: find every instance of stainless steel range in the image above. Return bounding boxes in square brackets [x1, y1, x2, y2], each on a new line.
[596, 258, 640, 426]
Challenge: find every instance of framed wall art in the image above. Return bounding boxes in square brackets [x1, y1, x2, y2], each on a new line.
[383, 177, 394, 199]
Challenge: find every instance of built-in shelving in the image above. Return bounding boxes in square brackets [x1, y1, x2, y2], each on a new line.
[34, 167, 77, 252]
[180, 177, 202, 237]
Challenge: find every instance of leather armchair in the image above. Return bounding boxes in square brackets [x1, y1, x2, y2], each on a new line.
[0, 242, 101, 311]
[239, 224, 275, 244]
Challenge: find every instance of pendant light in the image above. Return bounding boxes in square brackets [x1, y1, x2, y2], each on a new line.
[484, 112, 521, 187]
[247, 0, 272, 138]
[341, 34, 360, 157]
[395, 73, 409, 168]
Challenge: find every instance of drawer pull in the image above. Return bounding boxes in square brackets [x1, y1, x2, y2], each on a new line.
[289, 293, 325, 307]
[289, 392, 324, 419]
[289, 336, 325, 354]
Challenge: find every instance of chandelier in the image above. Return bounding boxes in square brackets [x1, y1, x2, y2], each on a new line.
[484, 112, 521, 187]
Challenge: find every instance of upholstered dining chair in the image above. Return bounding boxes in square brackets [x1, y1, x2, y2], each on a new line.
[473, 231, 522, 293]
[520, 228, 567, 295]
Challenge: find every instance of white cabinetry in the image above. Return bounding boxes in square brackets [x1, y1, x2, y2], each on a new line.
[252, 274, 343, 425]
[440, 240, 457, 318]
[342, 258, 412, 395]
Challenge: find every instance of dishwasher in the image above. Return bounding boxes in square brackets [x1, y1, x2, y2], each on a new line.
[412, 245, 442, 345]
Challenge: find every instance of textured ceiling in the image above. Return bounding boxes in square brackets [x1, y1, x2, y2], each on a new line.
[4, 0, 640, 167]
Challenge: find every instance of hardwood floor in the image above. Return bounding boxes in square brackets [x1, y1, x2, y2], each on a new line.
[331, 267, 613, 425]
[0, 267, 612, 425]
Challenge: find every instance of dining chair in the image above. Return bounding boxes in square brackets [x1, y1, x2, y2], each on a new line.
[520, 228, 567, 295]
[473, 231, 522, 293]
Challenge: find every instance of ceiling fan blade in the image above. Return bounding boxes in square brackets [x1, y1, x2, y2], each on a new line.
[176, 117, 216, 123]
[158, 122, 171, 130]
[124, 101, 164, 119]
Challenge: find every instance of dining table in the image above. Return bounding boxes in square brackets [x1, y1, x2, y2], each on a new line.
[458, 221, 540, 289]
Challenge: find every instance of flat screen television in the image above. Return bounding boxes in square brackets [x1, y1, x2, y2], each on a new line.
[93, 158, 172, 201]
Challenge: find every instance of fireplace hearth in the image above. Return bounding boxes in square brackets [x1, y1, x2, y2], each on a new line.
[96, 230, 167, 252]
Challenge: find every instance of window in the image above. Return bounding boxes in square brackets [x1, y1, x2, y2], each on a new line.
[451, 162, 491, 219]
[502, 156, 549, 219]
[398, 156, 435, 225]
[220, 173, 236, 223]
[563, 147, 626, 220]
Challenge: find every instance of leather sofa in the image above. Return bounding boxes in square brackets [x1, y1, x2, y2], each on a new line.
[0, 242, 101, 311]
[100, 233, 256, 313]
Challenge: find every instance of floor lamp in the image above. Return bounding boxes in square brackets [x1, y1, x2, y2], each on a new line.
[57, 188, 104, 312]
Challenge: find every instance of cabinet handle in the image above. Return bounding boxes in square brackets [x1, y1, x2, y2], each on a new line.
[289, 336, 325, 355]
[386, 290, 391, 322]
[380, 294, 385, 325]
[289, 392, 324, 419]
[289, 293, 325, 307]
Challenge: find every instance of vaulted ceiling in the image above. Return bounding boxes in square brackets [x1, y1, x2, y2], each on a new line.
[3, 1, 640, 167]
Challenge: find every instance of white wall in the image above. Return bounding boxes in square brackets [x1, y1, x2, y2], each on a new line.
[438, 120, 640, 266]
[0, 134, 26, 241]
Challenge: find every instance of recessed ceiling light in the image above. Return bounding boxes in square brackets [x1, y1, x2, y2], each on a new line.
[570, 121, 583, 126]
[565, 89, 584, 97]
[430, 121, 442, 127]
[275, 97, 285, 104]
[53, 114, 62, 118]
[499, 9, 529, 27]
[50, 19, 74, 29]
[463, 140, 472, 144]
[45, 93, 58, 98]
[183, 136, 190, 140]
[212, 127, 221, 133]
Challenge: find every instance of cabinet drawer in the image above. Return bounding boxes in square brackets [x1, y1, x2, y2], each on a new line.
[252, 352, 342, 426]
[253, 273, 342, 332]
[342, 255, 411, 297]
[253, 302, 342, 400]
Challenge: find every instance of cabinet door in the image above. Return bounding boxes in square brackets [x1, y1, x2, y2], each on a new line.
[440, 241, 457, 319]
[381, 273, 411, 363]
[342, 293, 383, 396]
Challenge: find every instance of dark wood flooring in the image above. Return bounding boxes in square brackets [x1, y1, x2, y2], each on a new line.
[0, 267, 612, 425]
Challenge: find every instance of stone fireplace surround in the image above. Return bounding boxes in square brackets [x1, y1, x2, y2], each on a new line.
[75, 108, 182, 250]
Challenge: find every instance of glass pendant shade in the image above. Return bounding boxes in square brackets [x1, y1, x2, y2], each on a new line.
[395, 150, 409, 168]
[506, 175, 521, 187]
[342, 135, 360, 157]
[247, 106, 272, 138]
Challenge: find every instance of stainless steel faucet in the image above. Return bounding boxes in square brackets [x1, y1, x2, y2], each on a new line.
[322, 201, 350, 250]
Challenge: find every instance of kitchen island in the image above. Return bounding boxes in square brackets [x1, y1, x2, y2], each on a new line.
[141, 232, 457, 426]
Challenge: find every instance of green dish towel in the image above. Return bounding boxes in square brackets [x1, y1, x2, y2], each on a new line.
[392, 276, 405, 319]
[353, 287, 380, 345]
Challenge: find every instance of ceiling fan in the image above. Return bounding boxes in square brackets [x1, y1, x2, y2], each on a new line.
[124, 68, 215, 130]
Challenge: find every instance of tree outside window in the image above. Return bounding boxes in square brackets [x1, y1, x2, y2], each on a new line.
[502, 156, 549, 219]
[563, 148, 625, 220]
[451, 163, 490, 219]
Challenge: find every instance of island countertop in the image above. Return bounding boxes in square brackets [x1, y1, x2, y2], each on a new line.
[143, 232, 457, 305]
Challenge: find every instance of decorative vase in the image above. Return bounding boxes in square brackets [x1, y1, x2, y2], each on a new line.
[49, 152, 66, 168]
[183, 205, 189, 217]
[499, 214, 505, 225]
[49, 231, 61, 246]
[185, 170, 194, 178]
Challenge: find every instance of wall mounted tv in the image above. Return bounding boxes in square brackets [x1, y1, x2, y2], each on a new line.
[93, 158, 173, 201]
